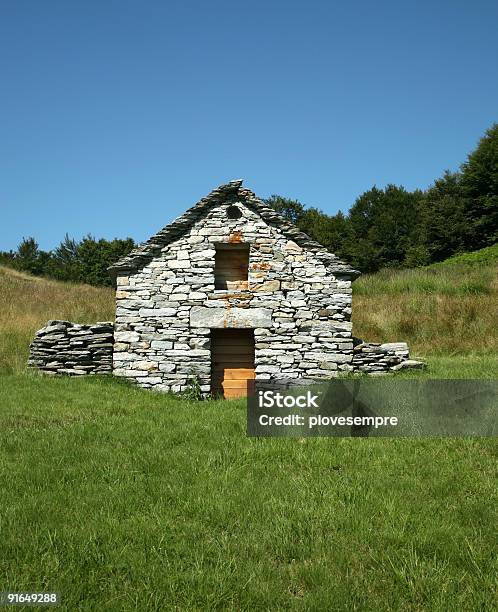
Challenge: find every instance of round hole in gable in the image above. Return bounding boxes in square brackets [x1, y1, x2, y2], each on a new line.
[227, 205, 242, 220]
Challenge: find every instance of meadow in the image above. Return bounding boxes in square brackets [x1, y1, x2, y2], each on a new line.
[1, 374, 496, 610]
[0, 248, 497, 610]
[353, 243, 498, 356]
[0, 265, 114, 374]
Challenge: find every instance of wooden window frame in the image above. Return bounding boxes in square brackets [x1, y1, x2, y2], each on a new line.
[214, 243, 250, 291]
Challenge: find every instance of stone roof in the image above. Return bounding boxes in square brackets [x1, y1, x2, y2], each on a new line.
[108, 180, 360, 278]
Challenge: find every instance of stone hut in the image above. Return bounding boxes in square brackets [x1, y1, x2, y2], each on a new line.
[108, 180, 364, 398]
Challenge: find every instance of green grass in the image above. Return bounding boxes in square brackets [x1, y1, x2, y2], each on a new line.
[353, 262, 496, 298]
[435, 242, 498, 267]
[0, 371, 497, 611]
[352, 244, 498, 355]
[354, 243, 498, 297]
[379, 354, 498, 379]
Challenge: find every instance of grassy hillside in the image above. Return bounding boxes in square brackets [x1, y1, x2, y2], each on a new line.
[353, 244, 498, 356]
[0, 245, 497, 373]
[0, 266, 114, 373]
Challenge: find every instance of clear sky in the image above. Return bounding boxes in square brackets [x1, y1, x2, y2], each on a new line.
[1, 0, 497, 251]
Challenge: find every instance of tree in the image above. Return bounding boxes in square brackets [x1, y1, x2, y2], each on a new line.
[265, 195, 352, 256]
[8, 233, 136, 285]
[264, 195, 305, 224]
[15, 237, 46, 275]
[48, 234, 81, 282]
[416, 171, 467, 263]
[460, 123, 498, 249]
[77, 235, 135, 286]
[342, 185, 423, 272]
[297, 208, 350, 254]
[0, 250, 16, 267]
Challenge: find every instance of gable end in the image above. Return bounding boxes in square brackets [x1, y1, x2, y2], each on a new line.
[108, 180, 360, 279]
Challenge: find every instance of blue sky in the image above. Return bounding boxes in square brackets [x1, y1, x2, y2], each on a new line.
[1, 0, 497, 251]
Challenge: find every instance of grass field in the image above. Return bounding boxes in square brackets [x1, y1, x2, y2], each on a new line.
[0, 250, 497, 610]
[353, 243, 498, 355]
[0, 266, 114, 374]
[1, 373, 497, 611]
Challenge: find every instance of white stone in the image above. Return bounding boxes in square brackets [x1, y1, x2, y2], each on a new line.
[276, 355, 295, 363]
[114, 331, 139, 343]
[305, 352, 352, 364]
[168, 294, 188, 301]
[285, 240, 302, 252]
[190, 306, 272, 328]
[134, 360, 158, 371]
[255, 365, 280, 373]
[139, 308, 176, 317]
[151, 340, 173, 349]
[168, 260, 191, 269]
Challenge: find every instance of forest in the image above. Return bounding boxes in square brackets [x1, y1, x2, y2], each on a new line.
[1, 123, 496, 285]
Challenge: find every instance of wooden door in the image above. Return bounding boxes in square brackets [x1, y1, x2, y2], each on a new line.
[211, 329, 255, 399]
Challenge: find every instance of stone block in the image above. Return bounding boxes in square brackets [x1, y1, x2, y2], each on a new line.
[151, 340, 173, 349]
[134, 361, 159, 371]
[304, 352, 352, 364]
[139, 308, 177, 317]
[255, 365, 280, 373]
[251, 280, 280, 292]
[114, 331, 140, 343]
[190, 306, 272, 328]
[168, 260, 191, 269]
[391, 360, 426, 371]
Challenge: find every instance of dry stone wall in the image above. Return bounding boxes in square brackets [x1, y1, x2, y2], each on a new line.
[352, 339, 425, 374]
[28, 320, 114, 375]
[113, 195, 356, 394]
[26, 322, 424, 382]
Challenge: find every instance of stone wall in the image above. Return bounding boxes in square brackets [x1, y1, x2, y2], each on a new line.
[26, 321, 425, 382]
[352, 339, 425, 374]
[28, 320, 114, 375]
[112, 191, 356, 393]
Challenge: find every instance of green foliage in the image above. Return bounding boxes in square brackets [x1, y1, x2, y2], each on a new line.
[49, 234, 81, 282]
[264, 194, 305, 223]
[15, 237, 49, 276]
[460, 123, 498, 248]
[263, 196, 350, 255]
[344, 185, 424, 272]
[300, 208, 350, 254]
[0, 250, 15, 267]
[1, 234, 135, 287]
[181, 374, 204, 401]
[417, 172, 468, 262]
[48, 234, 135, 286]
[434, 242, 498, 266]
[416, 125, 498, 261]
